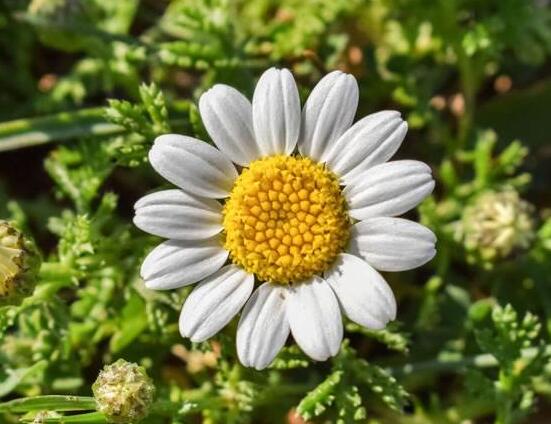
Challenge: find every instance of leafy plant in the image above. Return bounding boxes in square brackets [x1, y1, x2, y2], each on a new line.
[1, 0, 551, 423]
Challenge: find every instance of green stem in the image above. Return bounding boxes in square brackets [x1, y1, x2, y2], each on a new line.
[24, 412, 107, 423]
[0, 108, 123, 152]
[0, 104, 191, 152]
[0, 396, 96, 413]
[389, 345, 551, 377]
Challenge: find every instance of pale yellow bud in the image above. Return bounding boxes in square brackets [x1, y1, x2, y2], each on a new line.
[93, 359, 155, 423]
[0, 221, 40, 307]
[460, 190, 535, 265]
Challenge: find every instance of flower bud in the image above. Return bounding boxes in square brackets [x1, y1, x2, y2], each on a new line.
[92, 359, 155, 423]
[0, 221, 41, 307]
[459, 190, 535, 266]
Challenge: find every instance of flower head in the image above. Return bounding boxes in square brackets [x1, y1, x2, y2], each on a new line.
[134, 68, 436, 369]
[223, 155, 350, 284]
[92, 359, 155, 424]
[0, 221, 40, 307]
[460, 189, 535, 265]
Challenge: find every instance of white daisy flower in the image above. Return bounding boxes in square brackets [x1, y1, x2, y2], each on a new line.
[134, 68, 436, 370]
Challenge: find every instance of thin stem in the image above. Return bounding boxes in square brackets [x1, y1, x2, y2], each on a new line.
[0, 396, 96, 413]
[21, 412, 106, 423]
[388, 345, 551, 377]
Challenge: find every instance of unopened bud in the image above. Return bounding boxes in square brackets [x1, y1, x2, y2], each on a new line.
[460, 190, 535, 265]
[0, 221, 40, 307]
[92, 359, 155, 423]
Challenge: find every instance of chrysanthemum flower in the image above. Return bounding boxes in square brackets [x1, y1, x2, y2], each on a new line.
[134, 68, 436, 370]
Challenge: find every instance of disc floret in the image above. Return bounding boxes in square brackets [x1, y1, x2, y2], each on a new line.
[223, 155, 349, 284]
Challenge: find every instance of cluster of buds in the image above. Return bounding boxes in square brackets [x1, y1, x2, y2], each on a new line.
[459, 190, 535, 266]
[92, 359, 155, 423]
[0, 221, 40, 307]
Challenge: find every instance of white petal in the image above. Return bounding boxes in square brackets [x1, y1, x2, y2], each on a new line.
[133, 189, 222, 240]
[324, 111, 408, 184]
[199, 84, 260, 166]
[326, 253, 396, 330]
[349, 217, 436, 271]
[236, 283, 290, 370]
[253, 68, 301, 156]
[344, 160, 434, 220]
[140, 238, 228, 290]
[179, 265, 254, 342]
[149, 134, 238, 198]
[287, 276, 343, 361]
[298, 71, 359, 162]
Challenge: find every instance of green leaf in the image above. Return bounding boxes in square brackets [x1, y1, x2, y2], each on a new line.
[25, 411, 107, 423]
[349, 360, 409, 412]
[0, 395, 96, 413]
[0, 108, 122, 152]
[269, 345, 310, 369]
[346, 322, 410, 353]
[109, 291, 148, 353]
[139, 83, 170, 135]
[296, 371, 342, 420]
[335, 385, 366, 423]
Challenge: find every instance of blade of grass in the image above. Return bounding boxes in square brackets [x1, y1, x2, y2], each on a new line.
[388, 344, 551, 377]
[0, 108, 124, 152]
[20, 412, 107, 423]
[0, 396, 96, 413]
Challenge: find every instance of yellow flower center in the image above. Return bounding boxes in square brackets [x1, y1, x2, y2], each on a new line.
[222, 155, 349, 284]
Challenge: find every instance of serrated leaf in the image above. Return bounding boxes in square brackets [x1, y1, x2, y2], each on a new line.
[269, 345, 310, 369]
[335, 385, 365, 424]
[350, 361, 409, 412]
[296, 371, 342, 420]
[346, 322, 409, 353]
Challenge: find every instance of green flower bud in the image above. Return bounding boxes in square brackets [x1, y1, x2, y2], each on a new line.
[92, 359, 155, 423]
[0, 221, 41, 307]
[459, 190, 535, 266]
